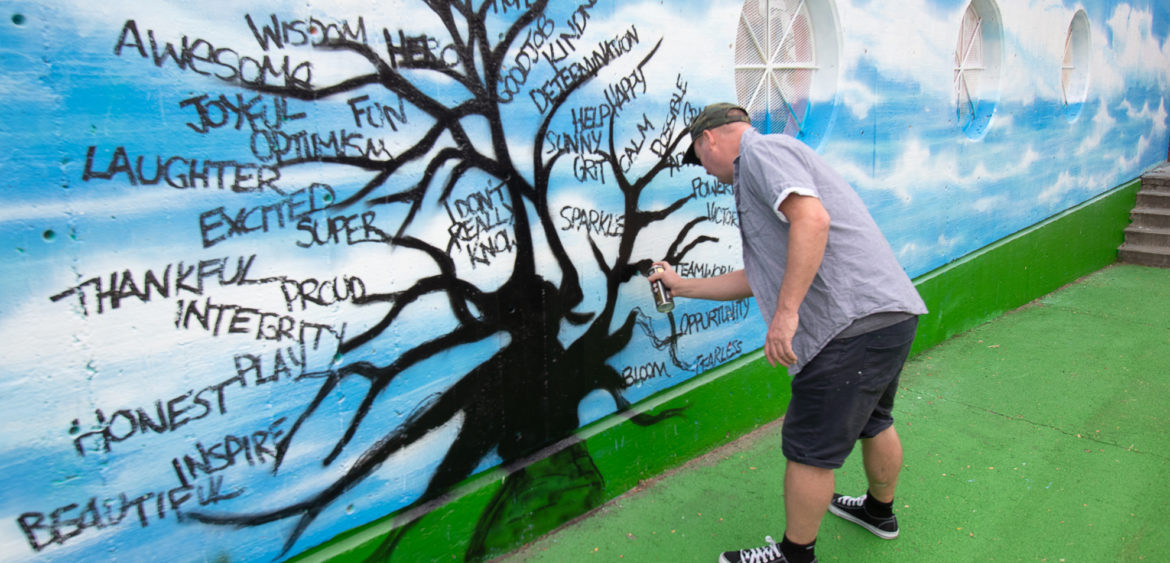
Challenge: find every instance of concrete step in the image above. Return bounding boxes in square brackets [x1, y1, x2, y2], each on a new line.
[1130, 207, 1170, 229]
[1136, 191, 1170, 208]
[1123, 224, 1170, 248]
[1119, 243, 1170, 268]
[1142, 164, 1170, 193]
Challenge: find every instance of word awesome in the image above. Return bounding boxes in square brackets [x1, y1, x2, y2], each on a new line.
[114, 20, 311, 89]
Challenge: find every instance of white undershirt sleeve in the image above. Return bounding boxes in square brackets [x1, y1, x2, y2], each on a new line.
[772, 187, 819, 223]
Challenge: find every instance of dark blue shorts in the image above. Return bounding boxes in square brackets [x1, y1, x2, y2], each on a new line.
[781, 316, 918, 469]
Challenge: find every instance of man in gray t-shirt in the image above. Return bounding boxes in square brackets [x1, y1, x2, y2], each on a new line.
[650, 103, 927, 563]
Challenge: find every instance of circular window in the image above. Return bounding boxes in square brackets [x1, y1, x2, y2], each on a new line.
[1062, 10, 1091, 121]
[953, 0, 1003, 139]
[734, 0, 840, 147]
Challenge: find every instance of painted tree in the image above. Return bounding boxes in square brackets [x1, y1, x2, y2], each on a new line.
[186, 1, 713, 558]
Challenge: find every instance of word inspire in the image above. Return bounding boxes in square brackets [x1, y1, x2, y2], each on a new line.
[22, 416, 287, 553]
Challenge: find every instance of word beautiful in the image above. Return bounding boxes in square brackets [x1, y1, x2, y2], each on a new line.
[17, 473, 240, 553]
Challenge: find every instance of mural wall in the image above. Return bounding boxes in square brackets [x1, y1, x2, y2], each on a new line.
[0, 0, 1166, 561]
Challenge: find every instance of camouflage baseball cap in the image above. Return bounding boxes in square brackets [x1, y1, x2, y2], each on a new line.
[682, 103, 751, 165]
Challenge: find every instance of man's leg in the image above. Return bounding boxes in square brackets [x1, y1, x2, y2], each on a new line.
[826, 424, 902, 540]
[783, 460, 834, 544]
[861, 425, 902, 503]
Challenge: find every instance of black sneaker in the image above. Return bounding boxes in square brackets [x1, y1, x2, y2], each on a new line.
[828, 493, 899, 539]
[718, 536, 810, 563]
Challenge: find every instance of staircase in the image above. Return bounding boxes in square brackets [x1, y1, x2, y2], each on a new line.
[1120, 163, 1170, 267]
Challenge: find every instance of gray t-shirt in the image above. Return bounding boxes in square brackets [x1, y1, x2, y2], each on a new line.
[733, 128, 928, 374]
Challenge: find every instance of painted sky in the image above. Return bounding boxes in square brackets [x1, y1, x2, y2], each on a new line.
[0, 0, 1167, 561]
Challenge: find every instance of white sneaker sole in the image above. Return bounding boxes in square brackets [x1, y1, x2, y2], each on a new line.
[828, 504, 899, 540]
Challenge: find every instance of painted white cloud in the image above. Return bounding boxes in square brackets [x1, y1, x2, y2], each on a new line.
[833, 0, 1170, 117]
[836, 0, 962, 97]
[1092, 4, 1170, 101]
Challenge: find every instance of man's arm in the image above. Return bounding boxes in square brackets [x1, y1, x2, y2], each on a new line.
[648, 265, 752, 301]
[766, 194, 830, 367]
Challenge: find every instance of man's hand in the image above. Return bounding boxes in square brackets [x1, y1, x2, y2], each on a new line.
[648, 261, 684, 292]
[648, 262, 752, 302]
[766, 307, 800, 367]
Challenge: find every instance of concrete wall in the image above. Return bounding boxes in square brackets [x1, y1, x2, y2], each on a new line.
[0, 1, 1166, 561]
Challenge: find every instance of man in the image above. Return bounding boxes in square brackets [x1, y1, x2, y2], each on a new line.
[649, 103, 928, 563]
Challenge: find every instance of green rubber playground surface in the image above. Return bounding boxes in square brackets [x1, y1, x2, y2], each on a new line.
[498, 264, 1170, 562]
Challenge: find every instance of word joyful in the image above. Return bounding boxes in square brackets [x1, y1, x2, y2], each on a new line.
[180, 93, 306, 134]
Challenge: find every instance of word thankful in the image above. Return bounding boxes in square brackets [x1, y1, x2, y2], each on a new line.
[50, 255, 259, 317]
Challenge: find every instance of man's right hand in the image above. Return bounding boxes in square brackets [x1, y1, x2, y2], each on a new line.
[647, 263, 752, 302]
[648, 261, 682, 292]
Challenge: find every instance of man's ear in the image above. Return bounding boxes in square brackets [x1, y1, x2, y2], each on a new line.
[701, 129, 715, 151]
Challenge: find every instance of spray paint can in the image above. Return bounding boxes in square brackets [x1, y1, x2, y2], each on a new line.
[647, 264, 675, 313]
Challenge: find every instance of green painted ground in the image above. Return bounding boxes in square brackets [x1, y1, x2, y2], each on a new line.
[498, 264, 1170, 562]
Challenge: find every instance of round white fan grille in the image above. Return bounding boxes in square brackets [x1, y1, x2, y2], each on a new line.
[734, 0, 816, 136]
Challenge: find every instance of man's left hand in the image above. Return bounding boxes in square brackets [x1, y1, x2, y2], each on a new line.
[766, 308, 800, 367]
